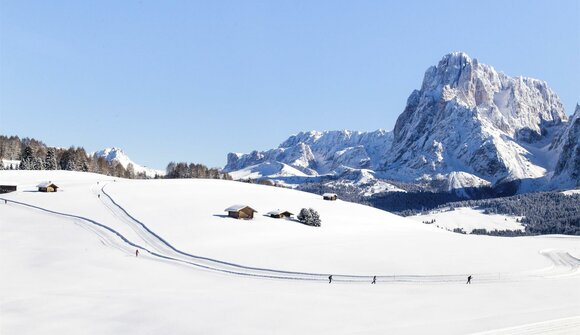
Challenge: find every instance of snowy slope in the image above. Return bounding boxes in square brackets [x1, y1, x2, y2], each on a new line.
[409, 207, 524, 234]
[1, 170, 579, 334]
[92, 147, 165, 178]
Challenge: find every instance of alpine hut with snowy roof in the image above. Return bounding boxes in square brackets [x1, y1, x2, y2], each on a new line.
[37, 182, 59, 192]
[225, 205, 257, 219]
[322, 193, 338, 201]
[266, 210, 294, 219]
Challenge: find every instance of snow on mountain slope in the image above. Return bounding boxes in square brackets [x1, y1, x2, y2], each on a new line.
[225, 52, 576, 194]
[1, 170, 579, 334]
[92, 147, 164, 178]
[225, 129, 393, 177]
[388, 52, 566, 183]
[551, 104, 580, 188]
[228, 161, 310, 184]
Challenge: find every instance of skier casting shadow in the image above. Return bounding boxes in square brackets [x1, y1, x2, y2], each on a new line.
[328, 275, 333, 284]
[466, 275, 472, 284]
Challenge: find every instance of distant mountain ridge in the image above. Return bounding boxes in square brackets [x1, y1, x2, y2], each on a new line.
[92, 148, 165, 178]
[224, 52, 578, 195]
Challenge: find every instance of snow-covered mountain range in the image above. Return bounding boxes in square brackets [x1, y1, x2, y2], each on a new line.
[224, 52, 579, 195]
[92, 148, 165, 178]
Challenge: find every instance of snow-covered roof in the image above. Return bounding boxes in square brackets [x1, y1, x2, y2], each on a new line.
[37, 182, 58, 188]
[266, 210, 294, 216]
[322, 193, 337, 197]
[224, 205, 257, 212]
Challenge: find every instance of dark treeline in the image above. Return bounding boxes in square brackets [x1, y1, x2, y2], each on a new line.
[434, 192, 580, 235]
[1, 135, 230, 180]
[165, 162, 231, 180]
[0, 135, 146, 178]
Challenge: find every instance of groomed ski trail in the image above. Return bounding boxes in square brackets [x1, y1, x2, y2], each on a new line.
[2, 181, 578, 284]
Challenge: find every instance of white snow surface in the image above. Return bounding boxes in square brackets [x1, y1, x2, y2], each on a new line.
[409, 207, 525, 233]
[1, 170, 579, 334]
[1, 159, 20, 169]
[92, 147, 165, 178]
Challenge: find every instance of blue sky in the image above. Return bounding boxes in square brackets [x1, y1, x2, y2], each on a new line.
[1, 0, 578, 169]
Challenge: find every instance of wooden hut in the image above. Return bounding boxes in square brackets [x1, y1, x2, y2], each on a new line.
[0, 185, 17, 194]
[322, 193, 338, 201]
[37, 182, 59, 192]
[266, 210, 294, 219]
[224, 205, 257, 219]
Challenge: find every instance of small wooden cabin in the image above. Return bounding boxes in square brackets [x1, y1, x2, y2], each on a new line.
[266, 210, 294, 219]
[0, 185, 17, 194]
[37, 182, 59, 192]
[225, 205, 257, 219]
[323, 193, 338, 201]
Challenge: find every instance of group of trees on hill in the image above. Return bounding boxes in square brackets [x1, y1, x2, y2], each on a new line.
[0, 135, 145, 178]
[1, 135, 231, 181]
[165, 162, 231, 180]
[440, 192, 580, 235]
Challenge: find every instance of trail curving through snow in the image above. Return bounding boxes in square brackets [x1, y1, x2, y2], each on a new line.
[2, 182, 579, 284]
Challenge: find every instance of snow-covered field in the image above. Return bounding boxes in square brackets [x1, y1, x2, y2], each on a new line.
[409, 207, 525, 233]
[1, 170, 579, 334]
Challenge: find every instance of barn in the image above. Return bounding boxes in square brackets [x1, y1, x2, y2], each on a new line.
[37, 182, 59, 192]
[0, 185, 17, 194]
[323, 193, 338, 201]
[224, 205, 257, 219]
[266, 210, 294, 219]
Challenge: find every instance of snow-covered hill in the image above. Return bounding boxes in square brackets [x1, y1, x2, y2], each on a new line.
[1, 170, 579, 334]
[92, 147, 164, 178]
[225, 52, 578, 195]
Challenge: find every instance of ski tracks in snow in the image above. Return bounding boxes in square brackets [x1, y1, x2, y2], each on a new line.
[2, 181, 579, 284]
[470, 316, 580, 335]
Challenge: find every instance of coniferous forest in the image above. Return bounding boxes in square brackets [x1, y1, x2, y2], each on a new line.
[0, 135, 230, 180]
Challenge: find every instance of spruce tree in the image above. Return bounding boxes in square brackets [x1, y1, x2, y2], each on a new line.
[44, 148, 58, 170]
[19, 146, 34, 170]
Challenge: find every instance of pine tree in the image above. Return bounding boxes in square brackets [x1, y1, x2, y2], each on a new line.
[44, 148, 58, 170]
[19, 146, 34, 170]
[309, 208, 321, 227]
[32, 157, 45, 170]
[297, 208, 321, 227]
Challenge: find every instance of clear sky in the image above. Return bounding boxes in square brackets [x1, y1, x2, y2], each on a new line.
[1, 0, 578, 170]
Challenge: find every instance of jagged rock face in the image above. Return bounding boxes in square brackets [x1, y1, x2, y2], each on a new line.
[225, 52, 574, 194]
[552, 105, 580, 187]
[388, 52, 567, 182]
[224, 130, 393, 175]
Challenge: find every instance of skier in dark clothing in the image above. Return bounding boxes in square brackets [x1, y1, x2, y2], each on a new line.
[98, 194, 100, 199]
[136, 249, 139, 257]
[372, 276, 377, 284]
[328, 275, 333, 284]
[466, 275, 472, 284]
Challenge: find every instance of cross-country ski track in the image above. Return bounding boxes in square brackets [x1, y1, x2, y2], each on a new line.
[2, 171, 579, 334]
[2, 180, 578, 284]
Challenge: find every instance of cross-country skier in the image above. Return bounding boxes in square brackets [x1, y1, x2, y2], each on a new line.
[328, 275, 333, 284]
[372, 276, 377, 284]
[466, 275, 472, 284]
[136, 249, 139, 257]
